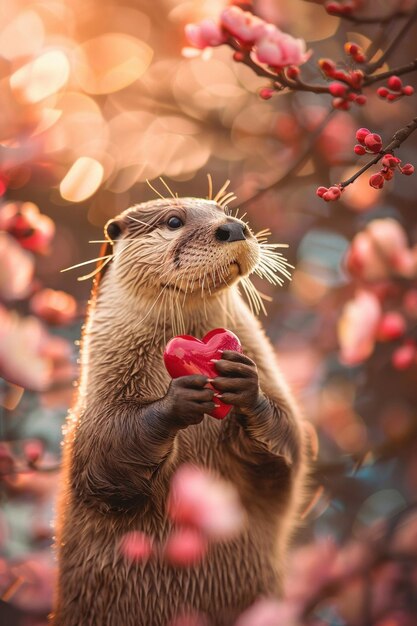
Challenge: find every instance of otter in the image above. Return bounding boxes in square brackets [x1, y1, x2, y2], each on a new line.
[52, 194, 306, 626]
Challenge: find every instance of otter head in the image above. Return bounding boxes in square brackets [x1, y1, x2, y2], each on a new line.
[98, 196, 290, 317]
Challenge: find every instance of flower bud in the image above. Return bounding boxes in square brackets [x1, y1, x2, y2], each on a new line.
[318, 58, 336, 75]
[364, 133, 382, 153]
[381, 154, 401, 169]
[333, 97, 350, 110]
[387, 75, 402, 91]
[377, 87, 389, 98]
[323, 186, 342, 201]
[329, 82, 348, 97]
[378, 312, 406, 342]
[401, 163, 415, 176]
[259, 87, 274, 100]
[369, 173, 384, 189]
[316, 186, 328, 198]
[402, 85, 414, 96]
[355, 95, 367, 105]
[286, 65, 300, 79]
[354, 144, 366, 155]
[355, 128, 370, 143]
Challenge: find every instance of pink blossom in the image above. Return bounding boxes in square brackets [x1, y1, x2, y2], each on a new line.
[0, 232, 34, 300]
[338, 290, 382, 365]
[30, 288, 77, 326]
[168, 465, 244, 540]
[235, 598, 301, 626]
[346, 218, 413, 281]
[0, 307, 73, 391]
[185, 20, 226, 50]
[255, 25, 309, 68]
[119, 531, 153, 562]
[220, 7, 267, 44]
[163, 528, 207, 566]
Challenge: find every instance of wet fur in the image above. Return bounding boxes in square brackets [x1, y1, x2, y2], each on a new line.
[52, 198, 306, 626]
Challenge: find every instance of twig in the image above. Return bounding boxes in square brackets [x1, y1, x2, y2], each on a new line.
[364, 58, 417, 85]
[366, 4, 417, 73]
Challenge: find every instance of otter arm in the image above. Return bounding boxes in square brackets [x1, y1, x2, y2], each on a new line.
[70, 375, 214, 512]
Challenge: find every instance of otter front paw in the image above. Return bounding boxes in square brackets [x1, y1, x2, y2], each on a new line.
[211, 351, 268, 417]
[163, 375, 215, 428]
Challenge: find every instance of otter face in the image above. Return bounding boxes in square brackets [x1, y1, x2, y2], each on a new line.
[104, 198, 261, 301]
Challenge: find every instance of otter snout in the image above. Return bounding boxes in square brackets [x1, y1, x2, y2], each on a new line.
[215, 221, 248, 243]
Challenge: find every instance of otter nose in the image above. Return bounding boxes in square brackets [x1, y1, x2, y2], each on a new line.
[215, 222, 247, 243]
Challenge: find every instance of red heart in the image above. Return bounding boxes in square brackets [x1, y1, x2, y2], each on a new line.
[163, 328, 242, 420]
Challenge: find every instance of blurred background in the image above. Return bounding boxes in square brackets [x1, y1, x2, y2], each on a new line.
[1, 0, 417, 624]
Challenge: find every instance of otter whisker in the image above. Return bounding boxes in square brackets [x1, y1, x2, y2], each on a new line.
[61, 255, 113, 273]
[207, 173, 213, 201]
[127, 216, 154, 229]
[240, 277, 267, 316]
[218, 192, 237, 207]
[77, 240, 139, 282]
[159, 177, 176, 199]
[213, 179, 231, 203]
[146, 179, 167, 201]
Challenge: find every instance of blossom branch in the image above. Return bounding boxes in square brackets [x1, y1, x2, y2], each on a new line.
[340, 116, 417, 189]
[365, 4, 417, 72]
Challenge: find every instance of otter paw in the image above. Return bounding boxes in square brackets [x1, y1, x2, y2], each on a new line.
[165, 375, 215, 427]
[211, 351, 264, 414]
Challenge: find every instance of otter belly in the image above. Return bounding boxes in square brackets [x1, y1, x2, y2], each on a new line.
[53, 419, 283, 626]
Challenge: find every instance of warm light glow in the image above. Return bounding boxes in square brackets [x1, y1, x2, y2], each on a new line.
[60, 157, 104, 202]
[73, 34, 153, 95]
[10, 50, 70, 103]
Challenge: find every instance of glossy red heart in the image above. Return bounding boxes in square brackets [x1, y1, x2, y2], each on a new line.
[163, 328, 242, 420]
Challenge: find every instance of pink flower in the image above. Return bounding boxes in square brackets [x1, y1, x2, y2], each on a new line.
[30, 289, 77, 326]
[163, 528, 207, 566]
[119, 531, 153, 562]
[338, 290, 382, 365]
[235, 598, 300, 626]
[345, 218, 412, 281]
[255, 25, 309, 68]
[0, 307, 74, 391]
[185, 20, 226, 50]
[168, 465, 244, 541]
[0, 233, 34, 300]
[220, 7, 267, 44]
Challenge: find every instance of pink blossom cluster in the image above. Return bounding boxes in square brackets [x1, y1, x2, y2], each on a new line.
[185, 6, 309, 69]
[119, 465, 244, 567]
[341, 219, 417, 367]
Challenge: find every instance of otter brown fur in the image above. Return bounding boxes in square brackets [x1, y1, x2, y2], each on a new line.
[52, 197, 306, 626]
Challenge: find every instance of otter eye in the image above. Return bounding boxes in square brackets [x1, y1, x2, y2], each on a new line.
[167, 216, 183, 230]
[105, 220, 122, 241]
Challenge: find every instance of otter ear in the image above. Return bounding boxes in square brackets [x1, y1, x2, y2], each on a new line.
[104, 218, 124, 242]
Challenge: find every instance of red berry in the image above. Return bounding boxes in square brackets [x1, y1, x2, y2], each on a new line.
[259, 87, 273, 100]
[401, 163, 415, 175]
[316, 186, 328, 198]
[378, 312, 406, 341]
[402, 85, 414, 96]
[354, 53, 366, 64]
[329, 82, 348, 97]
[387, 93, 399, 102]
[369, 172, 384, 189]
[392, 343, 416, 370]
[364, 133, 382, 153]
[377, 87, 389, 98]
[355, 127, 370, 143]
[355, 95, 367, 105]
[387, 75, 402, 91]
[354, 144, 366, 155]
